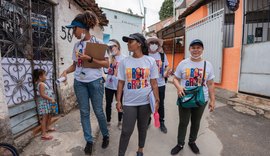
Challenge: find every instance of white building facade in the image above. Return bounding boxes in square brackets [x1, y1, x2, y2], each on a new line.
[102, 8, 143, 56]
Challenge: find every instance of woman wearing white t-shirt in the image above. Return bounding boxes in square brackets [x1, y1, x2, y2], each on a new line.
[171, 39, 215, 155]
[104, 39, 125, 128]
[117, 33, 159, 156]
[60, 11, 109, 155]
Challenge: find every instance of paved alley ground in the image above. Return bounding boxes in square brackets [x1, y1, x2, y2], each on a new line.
[21, 83, 270, 156]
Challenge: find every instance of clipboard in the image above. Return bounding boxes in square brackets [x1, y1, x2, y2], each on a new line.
[83, 42, 108, 68]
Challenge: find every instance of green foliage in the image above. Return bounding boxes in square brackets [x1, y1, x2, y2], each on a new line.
[159, 0, 173, 20]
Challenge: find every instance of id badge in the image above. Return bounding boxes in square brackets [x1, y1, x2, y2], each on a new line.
[79, 72, 86, 80]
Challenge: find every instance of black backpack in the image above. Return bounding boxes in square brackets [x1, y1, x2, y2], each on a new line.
[159, 52, 168, 83]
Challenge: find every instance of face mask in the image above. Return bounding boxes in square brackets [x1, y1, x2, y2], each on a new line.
[190, 54, 203, 60]
[80, 33, 86, 40]
[111, 50, 117, 56]
[149, 44, 158, 52]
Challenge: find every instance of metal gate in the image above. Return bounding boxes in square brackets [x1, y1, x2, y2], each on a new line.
[0, 0, 55, 137]
[185, 9, 224, 83]
[239, 0, 270, 97]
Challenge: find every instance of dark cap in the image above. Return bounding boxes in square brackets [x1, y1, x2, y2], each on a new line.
[66, 20, 88, 29]
[189, 39, 204, 48]
[122, 33, 146, 45]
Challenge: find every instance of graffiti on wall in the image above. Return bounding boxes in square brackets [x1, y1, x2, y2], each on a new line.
[60, 26, 73, 42]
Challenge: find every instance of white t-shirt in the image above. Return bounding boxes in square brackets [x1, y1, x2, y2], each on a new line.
[174, 58, 215, 102]
[72, 37, 109, 83]
[118, 55, 159, 106]
[149, 52, 169, 87]
[105, 54, 125, 90]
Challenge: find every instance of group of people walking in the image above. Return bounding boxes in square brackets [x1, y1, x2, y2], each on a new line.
[34, 10, 215, 156]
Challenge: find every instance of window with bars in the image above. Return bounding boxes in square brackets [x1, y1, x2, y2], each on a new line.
[244, 0, 270, 44]
[208, 0, 235, 48]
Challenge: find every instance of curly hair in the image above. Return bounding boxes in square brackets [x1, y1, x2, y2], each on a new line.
[73, 11, 99, 30]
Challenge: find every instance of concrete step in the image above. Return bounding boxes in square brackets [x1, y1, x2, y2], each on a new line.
[228, 95, 270, 119]
[237, 93, 270, 105]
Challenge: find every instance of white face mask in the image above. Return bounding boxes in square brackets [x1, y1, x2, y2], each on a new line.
[149, 44, 158, 52]
[111, 50, 117, 56]
[190, 54, 203, 60]
[80, 33, 86, 40]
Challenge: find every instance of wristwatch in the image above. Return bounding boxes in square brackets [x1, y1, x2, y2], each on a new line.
[88, 57, 93, 63]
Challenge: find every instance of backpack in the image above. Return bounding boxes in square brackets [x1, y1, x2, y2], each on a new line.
[159, 52, 168, 83]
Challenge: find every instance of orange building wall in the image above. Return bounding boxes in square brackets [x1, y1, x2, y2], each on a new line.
[186, 5, 208, 27]
[166, 53, 185, 71]
[215, 0, 243, 92]
[185, 1, 243, 92]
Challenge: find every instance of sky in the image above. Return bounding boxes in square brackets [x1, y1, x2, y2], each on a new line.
[95, 0, 164, 28]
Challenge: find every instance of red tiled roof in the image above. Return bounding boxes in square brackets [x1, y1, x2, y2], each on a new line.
[74, 0, 108, 26]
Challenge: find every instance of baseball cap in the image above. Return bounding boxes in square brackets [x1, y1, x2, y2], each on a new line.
[189, 39, 204, 48]
[122, 33, 146, 46]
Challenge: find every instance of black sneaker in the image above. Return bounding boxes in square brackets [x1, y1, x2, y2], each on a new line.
[170, 144, 183, 155]
[188, 142, 200, 154]
[84, 142, 93, 155]
[102, 136, 109, 149]
[160, 122, 167, 134]
[136, 151, 144, 156]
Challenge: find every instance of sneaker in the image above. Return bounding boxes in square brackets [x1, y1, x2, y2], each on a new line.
[160, 122, 167, 134]
[136, 151, 144, 156]
[117, 122, 122, 130]
[102, 136, 109, 149]
[170, 144, 183, 155]
[188, 142, 200, 154]
[84, 142, 93, 155]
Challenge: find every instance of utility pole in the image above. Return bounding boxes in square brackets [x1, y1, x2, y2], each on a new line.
[173, 0, 176, 22]
[143, 7, 146, 33]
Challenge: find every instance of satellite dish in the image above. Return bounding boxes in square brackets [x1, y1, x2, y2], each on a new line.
[226, 0, 240, 12]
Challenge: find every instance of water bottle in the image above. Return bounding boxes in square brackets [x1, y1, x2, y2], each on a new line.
[154, 112, 160, 128]
[56, 77, 66, 85]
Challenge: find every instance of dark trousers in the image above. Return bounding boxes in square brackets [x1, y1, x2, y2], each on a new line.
[105, 88, 123, 122]
[177, 104, 207, 145]
[118, 105, 151, 156]
[158, 85, 166, 123]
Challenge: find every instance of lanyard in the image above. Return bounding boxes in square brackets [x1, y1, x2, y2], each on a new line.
[77, 41, 84, 67]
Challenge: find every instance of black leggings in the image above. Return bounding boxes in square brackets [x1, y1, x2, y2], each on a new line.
[105, 87, 123, 122]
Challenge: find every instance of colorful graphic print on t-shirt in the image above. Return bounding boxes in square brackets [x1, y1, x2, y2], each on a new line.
[108, 62, 119, 76]
[185, 68, 206, 86]
[155, 60, 164, 76]
[126, 67, 150, 89]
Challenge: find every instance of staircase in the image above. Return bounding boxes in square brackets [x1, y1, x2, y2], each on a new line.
[228, 93, 270, 119]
